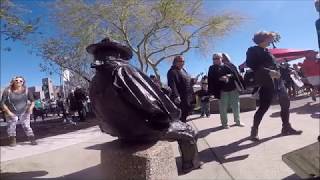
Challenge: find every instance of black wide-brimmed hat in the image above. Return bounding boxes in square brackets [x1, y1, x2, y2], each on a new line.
[86, 38, 133, 60]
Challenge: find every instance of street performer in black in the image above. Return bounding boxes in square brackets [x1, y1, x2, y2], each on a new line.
[87, 38, 202, 173]
[246, 31, 302, 141]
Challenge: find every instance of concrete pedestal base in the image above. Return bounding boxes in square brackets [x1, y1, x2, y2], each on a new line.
[100, 140, 178, 180]
[210, 94, 256, 113]
[282, 142, 320, 179]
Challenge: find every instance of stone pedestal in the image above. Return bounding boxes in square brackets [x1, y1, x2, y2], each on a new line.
[100, 140, 178, 180]
[282, 142, 320, 179]
[239, 94, 256, 112]
[210, 94, 256, 113]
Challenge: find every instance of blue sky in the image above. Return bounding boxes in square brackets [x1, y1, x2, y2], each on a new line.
[1, 0, 318, 88]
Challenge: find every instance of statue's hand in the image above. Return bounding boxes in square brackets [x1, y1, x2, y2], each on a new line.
[174, 97, 181, 104]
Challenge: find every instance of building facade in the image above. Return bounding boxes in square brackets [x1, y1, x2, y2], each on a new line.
[42, 78, 54, 100]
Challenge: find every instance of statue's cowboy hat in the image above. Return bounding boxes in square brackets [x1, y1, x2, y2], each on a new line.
[86, 37, 133, 60]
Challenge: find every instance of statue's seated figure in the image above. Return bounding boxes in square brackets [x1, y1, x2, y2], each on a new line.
[87, 38, 202, 172]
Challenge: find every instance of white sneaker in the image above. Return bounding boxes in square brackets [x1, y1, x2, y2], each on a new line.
[235, 123, 245, 127]
[222, 125, 230, 129]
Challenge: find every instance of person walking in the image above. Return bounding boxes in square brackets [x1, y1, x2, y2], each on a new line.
[57, 94, 76, 125]
[33, 97, 44, 121]
[167, 55, 196, 122]
[208, 53, 245, 129]
[0, 76, 37, 146]
[74, 87, 87, 122]
[67, 90, 78, 122]
[246, 31, 302, 141]
[280, 62, 295, 98]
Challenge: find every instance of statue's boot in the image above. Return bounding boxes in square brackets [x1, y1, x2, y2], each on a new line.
[178, 140, 203, 173]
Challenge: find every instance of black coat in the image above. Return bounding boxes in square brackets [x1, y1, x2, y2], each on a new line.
[167, 66, 194, 109]
[246, 46, 278, 89]
[208, 63, 245, 99]
[89, 59, 181, 140]
[224, 62, 246, 90]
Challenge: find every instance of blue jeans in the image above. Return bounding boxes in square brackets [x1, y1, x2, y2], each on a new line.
[200, 101, 210, 116]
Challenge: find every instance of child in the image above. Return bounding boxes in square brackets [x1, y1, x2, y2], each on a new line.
[197, 76, 211, 118]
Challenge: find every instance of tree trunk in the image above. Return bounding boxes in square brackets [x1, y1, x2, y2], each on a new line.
[150, 64, 160, 80]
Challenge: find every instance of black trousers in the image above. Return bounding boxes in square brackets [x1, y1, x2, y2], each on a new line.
[253, 82, 291, 129]
[179, 101, 192, 123]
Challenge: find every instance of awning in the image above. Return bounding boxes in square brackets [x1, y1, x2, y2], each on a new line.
[239, 48, 318, 69]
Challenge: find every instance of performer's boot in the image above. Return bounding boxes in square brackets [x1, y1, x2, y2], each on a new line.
[281, 125, 302, 136]
[250, 127, 259, 141]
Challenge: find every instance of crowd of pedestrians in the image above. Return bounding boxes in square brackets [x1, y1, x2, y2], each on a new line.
[161, 30, 306, 143]
[1, 30, 314, 174]
[0, 77, 92, 146]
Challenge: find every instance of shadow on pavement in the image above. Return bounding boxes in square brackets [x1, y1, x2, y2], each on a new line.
[197, 126, 224, 139]
[199, 134, 283, 164]
[282, 173, 301, 180]
[1, 165, 105, 180]
[270, 102, 320, 119]
[0, 170, 49, 180]
[187, 116, 203, 122]
[289, 95, 314, 101]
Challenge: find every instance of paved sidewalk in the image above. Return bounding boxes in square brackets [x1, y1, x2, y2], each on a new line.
[0, 97, 319, 179]
[0, 126, 103, 162]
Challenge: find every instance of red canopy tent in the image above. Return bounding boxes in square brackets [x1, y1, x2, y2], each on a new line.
[239, 48, 318, 69]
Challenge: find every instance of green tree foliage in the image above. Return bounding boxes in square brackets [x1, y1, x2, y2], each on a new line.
[0, 0, 39, 44]
[39, 0, 244, 80]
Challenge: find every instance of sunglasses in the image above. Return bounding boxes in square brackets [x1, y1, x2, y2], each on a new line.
[14, 79, 24, 83]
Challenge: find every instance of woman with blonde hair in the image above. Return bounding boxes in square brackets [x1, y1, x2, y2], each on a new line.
[1, 76, 37, 146]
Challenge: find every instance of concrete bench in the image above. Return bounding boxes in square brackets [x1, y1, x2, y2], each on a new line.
[100, 140, 178, 180]
[209, 94, 256, 113]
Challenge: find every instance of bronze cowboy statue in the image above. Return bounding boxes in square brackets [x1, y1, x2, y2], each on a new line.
[87, 37, 203, 173]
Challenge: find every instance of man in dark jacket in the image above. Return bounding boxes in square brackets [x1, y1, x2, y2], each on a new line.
[246, 31, 302, 141]
[167, 56, 195, 123]
[87, 38, 202, 173]
[208, 53, 245, 128]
